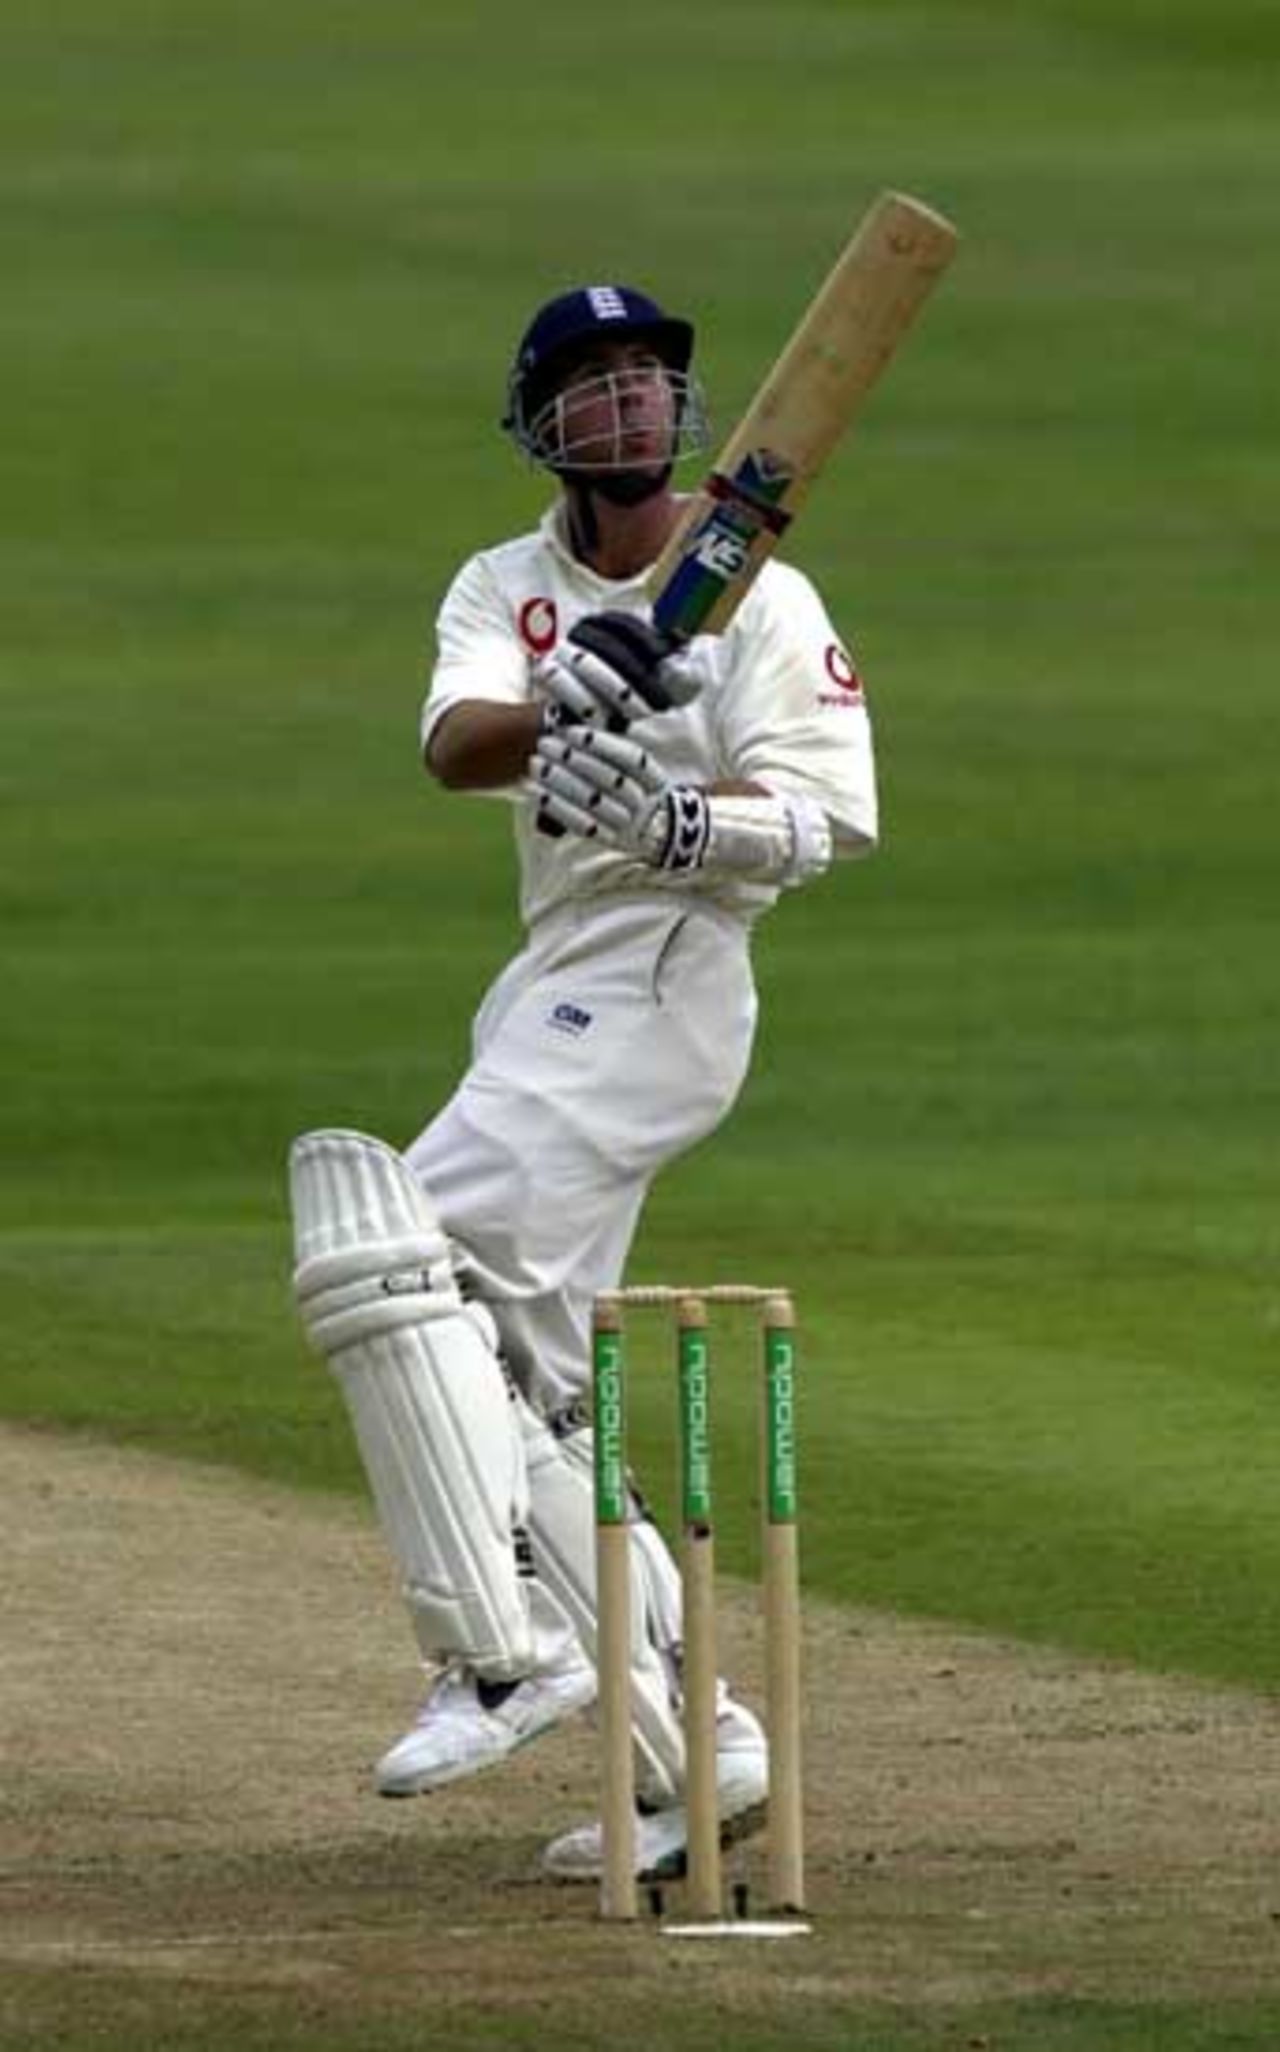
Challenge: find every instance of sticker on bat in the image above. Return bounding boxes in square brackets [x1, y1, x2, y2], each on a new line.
[692, 527, 751, 580]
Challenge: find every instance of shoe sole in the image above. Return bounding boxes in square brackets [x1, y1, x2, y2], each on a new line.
[642, 1799, 769, 1881]
[544, 1798, 769, 1883]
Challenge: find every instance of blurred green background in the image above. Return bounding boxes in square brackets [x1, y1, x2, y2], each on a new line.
[3, 0, 1278, 1695]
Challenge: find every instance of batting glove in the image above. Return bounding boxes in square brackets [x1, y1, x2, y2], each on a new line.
[531, 725, 711, 872]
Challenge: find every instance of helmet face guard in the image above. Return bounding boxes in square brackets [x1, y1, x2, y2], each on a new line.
[517, 361, 709, 474]
[502, 285, 709, 480]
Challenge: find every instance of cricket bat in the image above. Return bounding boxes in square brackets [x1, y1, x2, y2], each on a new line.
[536, 192, 956, 835]
[648, 189, 959, 639]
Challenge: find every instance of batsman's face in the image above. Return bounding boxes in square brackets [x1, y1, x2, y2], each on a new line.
[547, 341, 678, 472]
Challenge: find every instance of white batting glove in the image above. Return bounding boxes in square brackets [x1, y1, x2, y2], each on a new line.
[531, 726, 711, 872]
[534, 610, 702, 734]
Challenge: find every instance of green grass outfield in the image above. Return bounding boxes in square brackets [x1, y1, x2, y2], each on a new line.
[3, 1, 1279, 2042]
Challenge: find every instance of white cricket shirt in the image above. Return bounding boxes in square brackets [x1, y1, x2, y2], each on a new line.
[421, 502, 878, 929]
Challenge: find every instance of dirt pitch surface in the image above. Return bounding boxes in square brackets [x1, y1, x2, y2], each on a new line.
[3, 1423, 1280, 2045]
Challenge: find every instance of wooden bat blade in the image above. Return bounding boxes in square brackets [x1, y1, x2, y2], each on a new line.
[649, 191, 959, 640]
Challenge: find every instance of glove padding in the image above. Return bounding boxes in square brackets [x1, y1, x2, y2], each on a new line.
[531, 725, 710, 872]
[535, 611, 701, 734]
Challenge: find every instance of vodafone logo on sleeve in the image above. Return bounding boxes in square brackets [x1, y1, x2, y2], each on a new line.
[518, 597, 558, 655]
[818, 642, 865, 708]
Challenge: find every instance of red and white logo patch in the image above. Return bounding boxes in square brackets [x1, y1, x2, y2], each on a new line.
[819, 642, 865, 707]
[519, 596, 558, 655]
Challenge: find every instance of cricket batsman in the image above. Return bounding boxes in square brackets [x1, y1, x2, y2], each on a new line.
[289, 281, 878, 1880]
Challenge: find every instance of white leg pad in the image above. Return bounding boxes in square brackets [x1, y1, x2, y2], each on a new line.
[290, 1128, 536, 1681]
[518, 1399, 686, 1807]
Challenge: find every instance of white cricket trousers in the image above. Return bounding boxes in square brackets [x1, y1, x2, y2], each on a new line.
[406, 893, 758, 1414]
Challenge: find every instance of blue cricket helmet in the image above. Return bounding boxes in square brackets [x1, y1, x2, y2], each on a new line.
[502, 284, 696, 463]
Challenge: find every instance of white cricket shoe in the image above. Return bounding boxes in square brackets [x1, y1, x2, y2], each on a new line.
[541, 1698, 768, 1881]
[375, 1654, 596, 1797]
